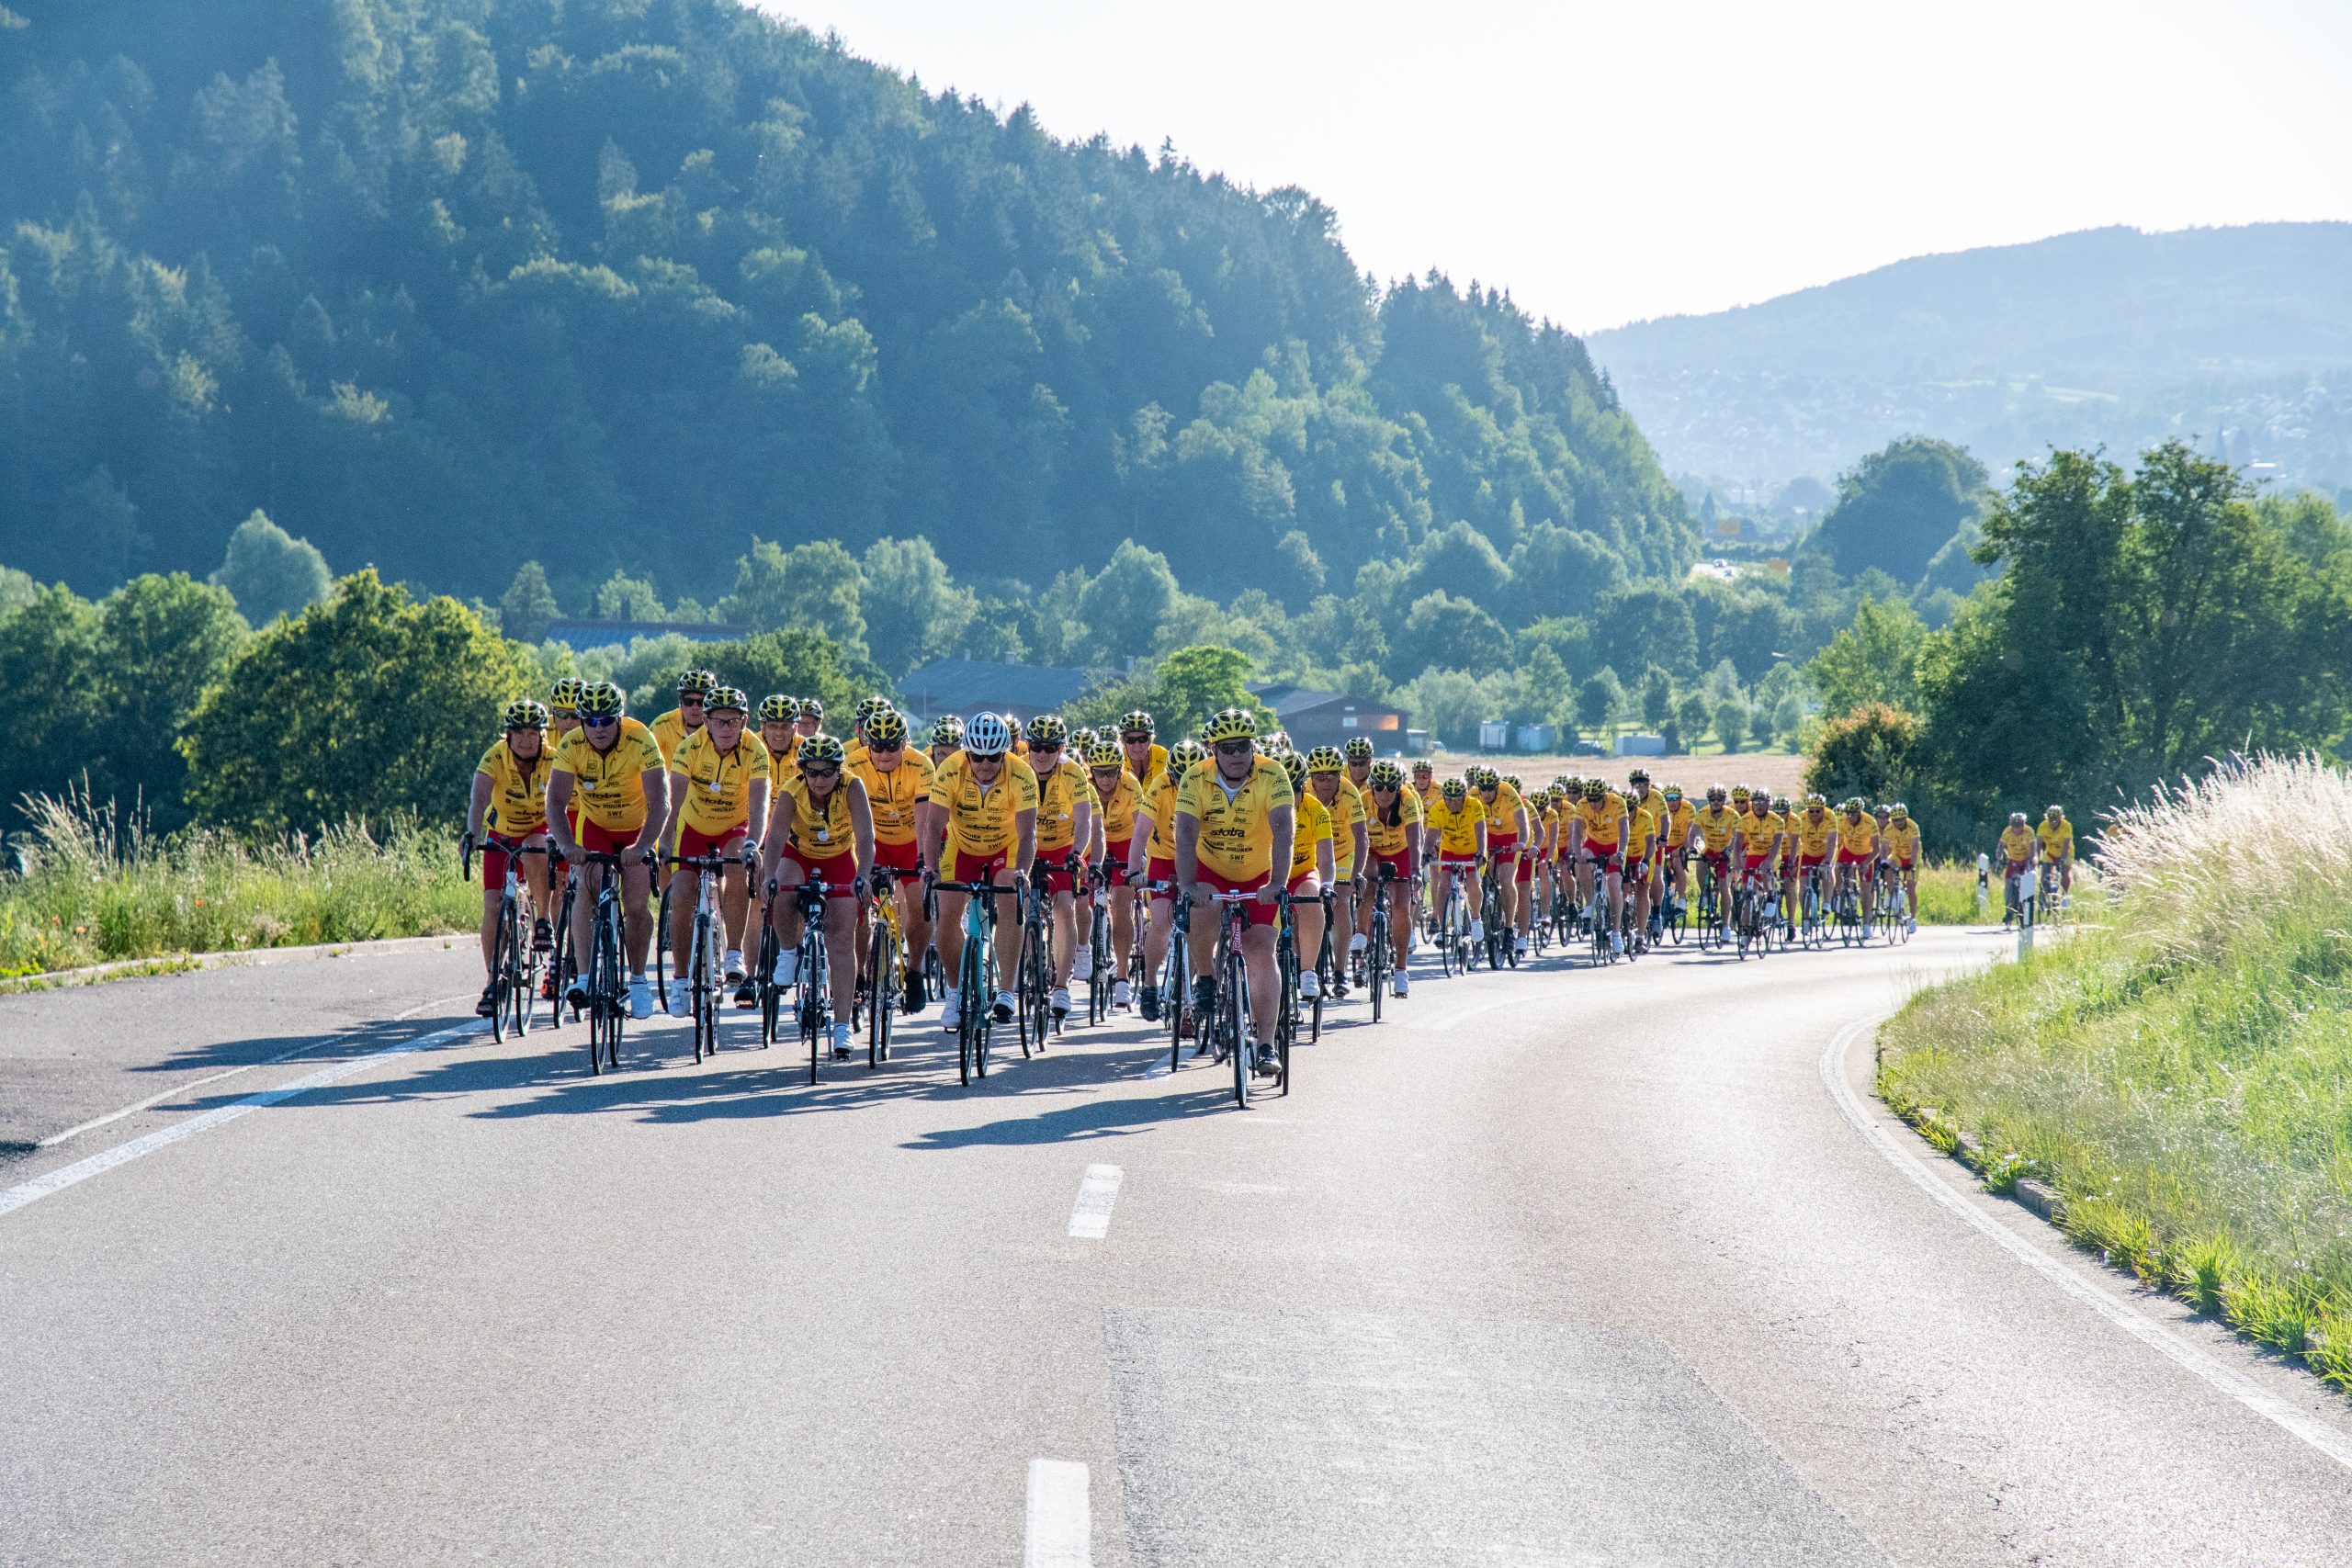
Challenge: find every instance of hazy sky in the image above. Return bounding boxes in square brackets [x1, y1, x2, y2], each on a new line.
[750, 0, 2352, 333]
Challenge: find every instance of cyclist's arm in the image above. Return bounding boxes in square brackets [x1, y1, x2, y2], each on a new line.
[762, 793, 797, 888]
[743, 776, 770, 853]
[1173, 812, 1202, 894]
[1069, 794, 1093, 866]
[1126, 827, 1152, 883]
[1515, 805, 1531, 842]
[465, 772, 493, 844]
[1351, 818, 1369, 882]
[662, 766, 692, 855]
[632, 768, 670, 862]
[1317, 831, 1336, 886]
[848, 779, 876, 879]
[1012, 807, 1037, 878]
[918, 800, 946, 875]
[1265, 804, 1295, 902]
[546, 772, 580, 858]
[1614, 818, 1627, 858]
[1473, 819, 1487, 861]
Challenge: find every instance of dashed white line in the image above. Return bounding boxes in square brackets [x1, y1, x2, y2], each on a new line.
[1823, 1011, 2352, 1474]
[1023, 1458, 1092, 1567]
[2, 1021, 483, 1221]
[1067, 1164, 1124, 1239]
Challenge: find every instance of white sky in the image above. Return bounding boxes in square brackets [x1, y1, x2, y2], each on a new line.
[748, 0, 2352, 333]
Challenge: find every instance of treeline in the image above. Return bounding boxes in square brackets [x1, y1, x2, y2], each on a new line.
[0, 0, 1690, 608]
[1803, 441, 2352, 847]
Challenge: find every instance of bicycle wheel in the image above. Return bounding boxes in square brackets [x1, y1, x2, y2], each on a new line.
[1368, 914, 1387, 1024]
[1227, 953, 1251, 1110]
[1165, 934, 1187, 1072]
[802, 931, 826, 1086]
[957, 941, 984, 1087]
[868, 919, 895, 1068]
[489, 901, 515, 1044]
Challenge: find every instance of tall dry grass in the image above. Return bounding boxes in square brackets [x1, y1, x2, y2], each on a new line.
[0, 787, 473, 978]
[1881, 753, 2352, 1391]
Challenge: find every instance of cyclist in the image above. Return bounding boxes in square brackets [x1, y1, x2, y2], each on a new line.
[1131, 737, 1206, 1022]
[795, 696, 824, 744]
[1997, 811, 2037, 925]
[853, 705, 936, 1011]
[1423, 777, 1487, 952]
[1174, 708, 1296, 1077]
[1834, 797, 1877, 919]
[1727, 786, 1776, 938]
[1340, 739, 1378, 966]
[1692, 784, 1740, 942]
[1760, 791, 1795, 937]
[651, 668, 718, 766]
[2039, 805, 2075, 899]
[922, 712, 1038, 1032]
[1473, 767, 1532, 957]
[1084, 737, 1144, 1008]
[846, 694, 891, 772]
[547, 681, 670, 1020]
[1361, 760, 1420, 997]
[662, 685, 771, 1011]
[463, 698, 555, 1017]
[1282, 752, 1339, 1002]
[757, 695, 798, 773]
[1883, 802, 1922, 932]
[1576, 776, 1631, 955]
[548, 677, 584, 746]
[1004, 714, 1027, 758]
[1658, 783, 1695, 926]
[1620, 769, 1664, 949]
[1023, 714, 1097, 1020]
[1304, 747, 1367, 998]
[927, 714, 964, 765]
[1791, 795, 1838, 929]
[1408, 758, 1436, 809]
[1118, 711, 1167, 794]
[763, 732, 873, 1060]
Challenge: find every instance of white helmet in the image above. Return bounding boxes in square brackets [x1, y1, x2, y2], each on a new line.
[963, 712, 1012, 757]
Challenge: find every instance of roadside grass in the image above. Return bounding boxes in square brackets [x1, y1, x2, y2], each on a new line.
[1879, 755, 2352, 1390]
[0, 789, 474, 978]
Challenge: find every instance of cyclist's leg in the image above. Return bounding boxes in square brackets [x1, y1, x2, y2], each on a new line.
[718, 855, 751, 954]
[1291, 876, 1324, 981]
[668, 863, 701, 976]
[477, 872, 503, 975]
[1241, 921, 1280, 1045]
[991, 867, 1023, 993]
[934, 888, 967, 978]
[1050, 884, 1079, 987]
[621, 857, 656, 974]
[897, 876, 928, 974]
[1110, 882, 1136, 979]
[822, 886, 858, 1021]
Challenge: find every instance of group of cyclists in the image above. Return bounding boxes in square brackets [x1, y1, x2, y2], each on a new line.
[458, 664, 2073, 1081]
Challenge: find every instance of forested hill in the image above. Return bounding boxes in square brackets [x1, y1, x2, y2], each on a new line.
[1590, 223, 2352, 493]
[0, 0, 1691, 608]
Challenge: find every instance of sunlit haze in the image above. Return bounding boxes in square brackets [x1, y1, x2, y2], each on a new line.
[751, 0, 2352, 333]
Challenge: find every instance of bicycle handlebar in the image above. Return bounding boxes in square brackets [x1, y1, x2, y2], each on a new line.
[459, 838, 552, 879]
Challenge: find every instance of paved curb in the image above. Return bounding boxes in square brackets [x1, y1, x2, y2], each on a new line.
[0, 931, 469, 996]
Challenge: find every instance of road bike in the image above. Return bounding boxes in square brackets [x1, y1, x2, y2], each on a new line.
[1363, 863, 1396, 1023]
[1146, 880, 1190, 1072]
[1084, 859, 1116, 1026]
[660, 848, 751, 1065]
[462, 838, 548, 1043]
[1798, 865, 1831, 948]
[1832, 863, 1868, 947]
[1479, 862, 1510, 971]
[1438, 871, 1476, 976]
[858, 867, 912, 1069]
[1585, 863, 1618, 967]
[571, 850, 630, 1075]
[1202, 889, 1283, 1109]
[1016, 860, 1059, 1055]
[934, 878, 1011, 1086]
[1695, 856, 1725, 951]
[1874, 860, 1912, 944]
[791, 880, 853, 1084]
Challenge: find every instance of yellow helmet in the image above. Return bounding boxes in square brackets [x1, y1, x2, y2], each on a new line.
[1306, 746, 1345, 773]
[1369, 761, 1403, 789]
[503, 698, 549, 730]
[548, 677, 584, 713]
[758, 694, 795, 724]
[1170, 739, 1208, 769]
[1200, 707, 1258, 744]
[1084, 737, 1122, 768]
[796, 732, 845, 766]
[865, 707, 907, 745]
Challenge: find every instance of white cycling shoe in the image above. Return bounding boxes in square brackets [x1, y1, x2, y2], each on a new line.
[1072, 949, 1092, 981]
[628, 975, 654, 1020]
[773, 950, 799, 987]
[1392, 972, 1410, 998]
[1349, 931, 1369, 953]
[665, 980, 689, 1014]
[1298, 970, 1321, 1000]
[1114, 979, 1133, 1007]
[941, 993, 962, 1032]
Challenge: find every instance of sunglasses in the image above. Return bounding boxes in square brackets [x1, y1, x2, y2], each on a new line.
[802, 764, 840, 779]
[1215, 740, 1252, 756]
[1121, 733, 1150, 744]
[1032, 742, 1062, 753]
[870, 739, 902, 752]
[584, 716, 619, 728]
[679, 694, 705, 705]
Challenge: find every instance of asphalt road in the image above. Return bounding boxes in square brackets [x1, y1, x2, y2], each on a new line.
[5, 925, 2350, 1565]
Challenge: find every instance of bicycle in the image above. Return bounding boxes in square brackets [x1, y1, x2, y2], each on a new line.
[1084, 860, 1116, 1026]
[1875, 861, 1912, 943]
[1363, 863, 1396, 1022]
[1695, 857, 1724, 951]
[462, 839, 548, 1044]
[1479, 863, 1510, 971]
[792, 880, 854, 1085]
[1202, 889, 1283, 1109]
[1663, 854, 1689, 944]
[1146, 880, 1190, 1072]
[1016, 860, 1059, 1055]
[1586, 863, 1617, 967]
[752, 892, 783, 1051]
[1438, 873, 1476, 976]
[1831, 865, 1866, 947]
[859, 867, 912, 1068]
[933, 879, 1012, 1086]
[660, 848, 750, 1065]
[570, 850, 629, 1074]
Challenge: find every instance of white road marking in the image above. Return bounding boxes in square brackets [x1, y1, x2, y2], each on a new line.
[1823, 1012, 2352, 1474]
[1067, 1164, 1124, 1239]
[2, 1021, 483, 1221]
[1023, 1458, 1091, 1567]
[38, 992, 479, 1149]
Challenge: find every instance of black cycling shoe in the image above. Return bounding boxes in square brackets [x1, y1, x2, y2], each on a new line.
[531, 918, 553, 953]
[1138, 984, 1160, 1022]
[733, 979, 758, 1008]
[1251, 1044, 1282, 1077]
[902, 971, 927, 1014]
[475, 983, 498, 1018]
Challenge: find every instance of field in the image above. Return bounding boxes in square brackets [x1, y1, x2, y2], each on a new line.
[0, 791, 475, 980]
[1878, 756, 2352, 1388]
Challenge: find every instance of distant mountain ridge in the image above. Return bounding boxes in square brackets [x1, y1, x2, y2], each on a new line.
[1589, 223, 2352, 493]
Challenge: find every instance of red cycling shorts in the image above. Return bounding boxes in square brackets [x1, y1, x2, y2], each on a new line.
[872, 838, 921, 875]
[1799, 852, 1827, 871]
[1488, 835, 1519, 861]
[1102, 839, 1134, 888]
[677, 820, 748, 860]
[1373, 847, 1416, 882]
[1198, 866, 1276, 929]
[1285, 870, 1320, 897]
[1438, 851, 1480, 868]
[481, 832, 540, 889]
[1837, 848, 1874, 866]
[1583, 840, 1622, 874]
[783, 848, 859, 897]
[948, 849, 1011, 885]
[578, 819, 640, 856]
[1147, 854, 1176, 892]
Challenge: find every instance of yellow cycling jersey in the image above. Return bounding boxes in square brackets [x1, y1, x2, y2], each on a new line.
[854, 745, 935, 848]
[551, 718, 665, 833]
[1124, 741, 1170, 792]
[1792, 811, 1836, 858]
[1883, 819, 1921, 863]
[1838, 814, 1876, 855]
[671, 728, 773, 836]
[1424, 793, 1486, 856]
[777, 773, 858, 865]
[1739, 809, 1783, 858]
[1034, 757, 1098, 856]
[1478, 784, 1527, 842]
[2038, 818, 2074, 861]
[1174, 755, 1295, 881]
[1693, 804, 1741, 855]
[1363, 785, 1422, 859]
[1142, 768, 1184, 862]
[1623, 791, 1664, 855]
[1577, 792, 1628, 848]
[1288, 788, 1334, 882]
[1999, 824, 2037, 863]
[1090, 766, 1143, 843]
[929, 751, 1039, 859]
[475, 738, 552, 838]
[1317, 778, 1364, 871]
[1664, 799, 1695, 849]
[650, 707, 703, 768]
